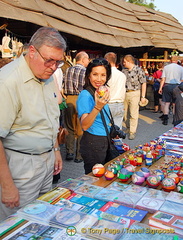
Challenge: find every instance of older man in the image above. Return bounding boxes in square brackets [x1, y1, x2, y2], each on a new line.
[0, 27, 66, 221]
[122, 54, 147, 140]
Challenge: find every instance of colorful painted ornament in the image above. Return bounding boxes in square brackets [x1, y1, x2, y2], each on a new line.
[131, 171, 145, 185]
[92, 164, 105, 177]
[124, 164, 136, 176]
[177, 180, 183, 193]
[96, 85, 108, 97]
[167, 172, 179, 184]
[153, 169, 164, 181]
[104, 170, 115, 180]
[161, 177, 176, 192]
[139, 167, 150, 179]
[117, 168, 131, 182]
[146, 174, 161, 188]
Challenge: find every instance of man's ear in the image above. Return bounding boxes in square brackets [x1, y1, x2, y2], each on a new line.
[29, 45, 36, 59]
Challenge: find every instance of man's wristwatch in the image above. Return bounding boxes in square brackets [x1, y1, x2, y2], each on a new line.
[141, 96, 145, 98]
[54, 147, 60, 152]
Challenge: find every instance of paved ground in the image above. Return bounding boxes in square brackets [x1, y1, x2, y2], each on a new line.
[54, 109, 173, 186]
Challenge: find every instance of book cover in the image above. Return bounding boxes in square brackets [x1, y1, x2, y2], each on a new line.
[113, 191, 142, 208]
[106, 181, 130, 192]
[17, 200, 61, 223]
[75, 183, 103, 198]
[37, 186, 72, 204]
[143, 188, 169, 200]
[90, 209, 135, 227]
[123, 184, 147, 196]
[67, 192, 107, 209]
[86, 218, 124, 240]
[149, 211, 183, 236]
[166, 191, 183, 204]
[49, 208, 86, 228]
[160, 200, 183, 217]
[75, 175, 99, 184]
[57, 178, 84, 191]
[3, 221, 65, 240]
[0, 214, 25, 237]
[136, 196, 165, 213]
[100, 201, 148, 222]
[49, 207, 92, 228]
[94, 188, 121, 202]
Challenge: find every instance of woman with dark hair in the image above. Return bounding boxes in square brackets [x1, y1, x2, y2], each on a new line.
[76, 58, 111, 174]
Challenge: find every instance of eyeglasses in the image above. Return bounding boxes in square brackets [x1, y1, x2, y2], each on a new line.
[34, 47, 64, 68]
[91, 59, 108, 65]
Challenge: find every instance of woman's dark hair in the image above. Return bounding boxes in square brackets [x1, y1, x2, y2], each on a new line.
[83, 57, 111, 89]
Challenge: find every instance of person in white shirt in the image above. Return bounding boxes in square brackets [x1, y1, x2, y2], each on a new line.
[104, 52, 126, 129]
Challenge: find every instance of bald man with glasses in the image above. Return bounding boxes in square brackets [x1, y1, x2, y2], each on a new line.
[0, 27, 66, 221]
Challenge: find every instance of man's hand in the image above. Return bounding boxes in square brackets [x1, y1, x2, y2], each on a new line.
[1, 183, 19, 208]
[53, 151, 63, 175]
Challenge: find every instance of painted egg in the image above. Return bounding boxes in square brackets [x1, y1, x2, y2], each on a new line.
[139, 167, 150, 179]
[104, 170, 115, 180]
[146, 175, 161, 188]
[117, 168, 131, 182]
[92, 164, 105, 177]
[132, 171, 145, 185]
[162, 177, 176, 192]
[96, 85, 108, 97]
[167, 172, 179, 184]
[177, 180, 183, 193]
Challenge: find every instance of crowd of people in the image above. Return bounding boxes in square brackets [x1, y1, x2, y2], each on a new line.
[0, 26, 183, 222]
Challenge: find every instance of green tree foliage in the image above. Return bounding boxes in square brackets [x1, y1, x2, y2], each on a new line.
[125, 0, 156, 10]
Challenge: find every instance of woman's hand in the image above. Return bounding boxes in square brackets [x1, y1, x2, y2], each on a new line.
[94, 89, 110, 110]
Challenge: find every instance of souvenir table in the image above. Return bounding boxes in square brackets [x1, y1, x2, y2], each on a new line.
[2, 122, 183, 238]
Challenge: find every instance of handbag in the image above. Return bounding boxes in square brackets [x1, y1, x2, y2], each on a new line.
[57, 126, 68, 145]
[100, 110, 120, 163]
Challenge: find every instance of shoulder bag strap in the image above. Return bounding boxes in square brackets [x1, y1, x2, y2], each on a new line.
[100, 110, 111, 146]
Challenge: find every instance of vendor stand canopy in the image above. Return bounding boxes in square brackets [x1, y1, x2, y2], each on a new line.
[0, 0, 183, 52]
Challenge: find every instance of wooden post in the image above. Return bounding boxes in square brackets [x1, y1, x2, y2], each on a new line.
[164, 50, 168, 59]
[142, 52, 148, 68]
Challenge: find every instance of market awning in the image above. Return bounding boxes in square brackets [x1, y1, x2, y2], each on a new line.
[0, 0, 183, 51]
